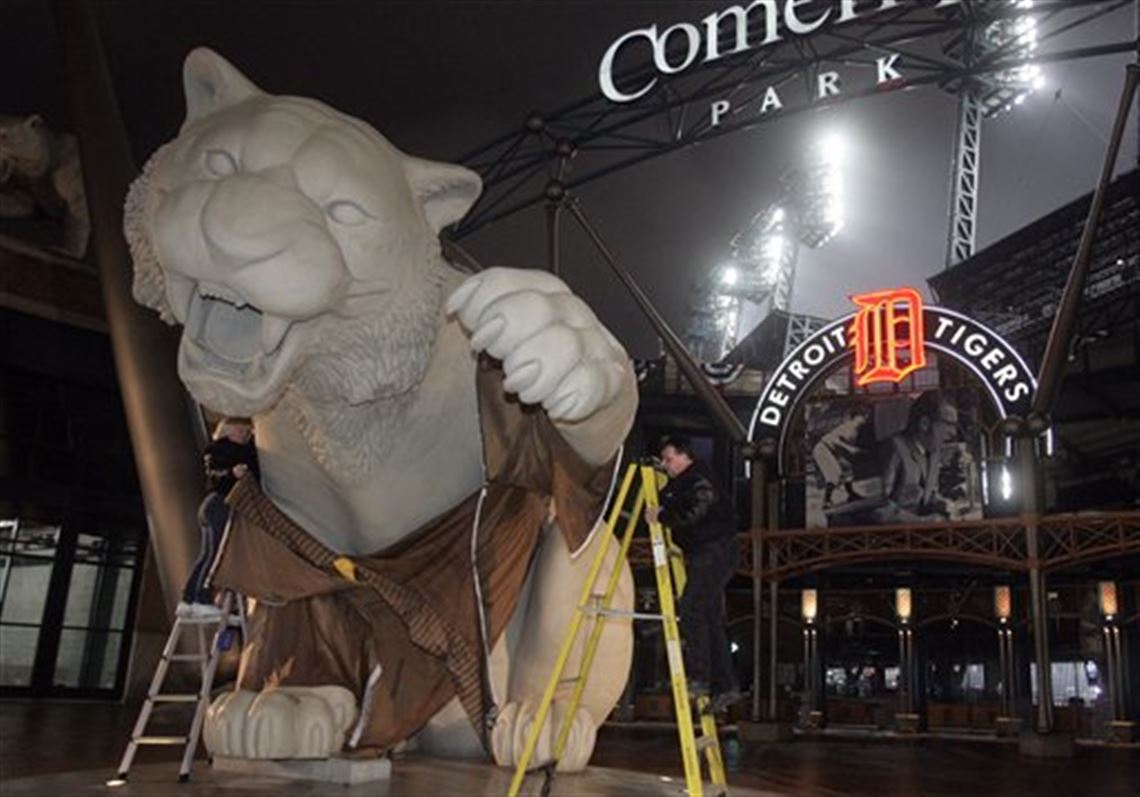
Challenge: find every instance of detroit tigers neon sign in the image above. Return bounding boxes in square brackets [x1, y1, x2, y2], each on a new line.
[748, 287, 1036, 468]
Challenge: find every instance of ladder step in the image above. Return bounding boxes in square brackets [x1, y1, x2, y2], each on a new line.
[151, 694, 199, 703]
[168, 653, 208, 662]
[695, 735, 719, 751]
[176, 616, 225, 624]
[580, 606, 666, 621]
[135, 736, 189, 745]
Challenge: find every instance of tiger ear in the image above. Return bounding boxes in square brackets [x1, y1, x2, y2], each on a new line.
[403, 156, 483, 233]
[182, 47, 262, 127]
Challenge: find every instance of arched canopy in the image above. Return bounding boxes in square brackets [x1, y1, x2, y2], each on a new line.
[748, 304, 1037, 474]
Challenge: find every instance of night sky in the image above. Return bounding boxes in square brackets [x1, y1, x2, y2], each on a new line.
[4, 0, 1137, 357]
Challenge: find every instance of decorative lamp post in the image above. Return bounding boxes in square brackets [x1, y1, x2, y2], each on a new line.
[895, 587, 918, 732]
[801, 589, 818, 625]
[1098, 581, 1118, 620]
[1098, 581, 1135, 742]
[801, 589, 823, 728]
[895, 588, 913, 624]
[994, 585, 1020, 734]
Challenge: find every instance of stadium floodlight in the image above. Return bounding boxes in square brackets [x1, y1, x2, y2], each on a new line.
[977, 1, 1044, 117]
[797, 133, 846, 249]
[683, 130, 849, 359]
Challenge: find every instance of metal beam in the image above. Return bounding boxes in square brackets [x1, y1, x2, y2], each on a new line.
[1034, 64, 1140, 417]
[946, 89, 982, 268]
[454, 1, 1133, 235]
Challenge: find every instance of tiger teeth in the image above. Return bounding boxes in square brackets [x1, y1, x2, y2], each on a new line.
[260, 315, 292, 354]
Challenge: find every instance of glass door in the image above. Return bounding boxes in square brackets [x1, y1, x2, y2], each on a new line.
[0, 516, 145, 698]
[0, 519, 58, 689]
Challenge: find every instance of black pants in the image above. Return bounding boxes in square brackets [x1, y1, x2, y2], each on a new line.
[181, 492, 229, 604]
[678, 539, 739, 694]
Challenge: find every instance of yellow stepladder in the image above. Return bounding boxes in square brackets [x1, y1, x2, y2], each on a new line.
[506, 461, 728, 797]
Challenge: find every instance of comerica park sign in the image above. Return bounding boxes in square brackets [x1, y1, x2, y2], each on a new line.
[748, 287, 1037, 463]
[599, 0, 963, 124]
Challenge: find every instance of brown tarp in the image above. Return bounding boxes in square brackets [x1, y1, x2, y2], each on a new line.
[208, 358, 616, 752]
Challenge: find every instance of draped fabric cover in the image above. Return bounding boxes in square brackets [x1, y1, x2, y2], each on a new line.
[208, 359, 615, 752]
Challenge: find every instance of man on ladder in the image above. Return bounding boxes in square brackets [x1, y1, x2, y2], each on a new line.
[508, 440, 738, 797]
[649, 435, 743, 716]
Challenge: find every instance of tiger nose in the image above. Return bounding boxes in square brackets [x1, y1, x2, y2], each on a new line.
[202, 171, 322, 266]
[255, 164, 301, 191]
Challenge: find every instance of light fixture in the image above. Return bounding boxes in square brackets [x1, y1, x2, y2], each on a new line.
[895, 587, 912, 623]
[1098, 581, 1118, 620]
[802, 588, 818, 624]
[1000, 465, 1014, 501]
[994, 585, 1012, 623]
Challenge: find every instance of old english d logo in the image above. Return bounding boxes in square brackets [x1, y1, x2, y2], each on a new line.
[850, 287, 926, 386]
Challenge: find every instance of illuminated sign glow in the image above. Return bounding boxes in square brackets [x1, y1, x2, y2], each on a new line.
[748, 288, 1036, 471]
[850, 287, 927, 386]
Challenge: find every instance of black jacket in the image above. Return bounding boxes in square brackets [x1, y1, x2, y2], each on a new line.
[204, 438, 260, 496]
[657, 464, 734, 553]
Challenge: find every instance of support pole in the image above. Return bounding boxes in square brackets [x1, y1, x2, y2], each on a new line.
[769, 562, 779, 720]
[1033, 65, 1139, 414]
[767, 481, 781, 721]
[750, 460, 767, 722]
[566, 198, 748, 444]
[1019, 437, 1054, 733]
[998, 626, 1011, 716]
[52, 0, 203, 616]
[898, 627, 909, 715]
[545, 200, 564, 276]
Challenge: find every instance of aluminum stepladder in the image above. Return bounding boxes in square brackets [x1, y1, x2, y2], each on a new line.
[114, 589, 246, 783]
[507, 461, 727, 797]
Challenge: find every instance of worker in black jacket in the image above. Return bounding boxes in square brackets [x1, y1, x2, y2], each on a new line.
[645, 435, 742, 713]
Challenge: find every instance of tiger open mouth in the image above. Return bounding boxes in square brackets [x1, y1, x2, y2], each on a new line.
[170, 275, 299, 386]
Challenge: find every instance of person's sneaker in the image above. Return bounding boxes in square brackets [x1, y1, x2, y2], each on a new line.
[175, 601, 195, 618]
[218, 628, 236, 651]
[710, 690, 744, 715]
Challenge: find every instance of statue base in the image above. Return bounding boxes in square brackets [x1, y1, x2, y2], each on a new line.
[212, 754, 391, 785]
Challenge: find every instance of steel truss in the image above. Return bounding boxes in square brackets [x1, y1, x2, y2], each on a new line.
[454, 0, 1134, 237]
[946, 89, 982, 267]
[627, 510, 1140, 577]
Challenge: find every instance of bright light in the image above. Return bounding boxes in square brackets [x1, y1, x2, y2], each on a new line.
[772, 206, 785, 223]
[720, 266, 739, 286]
[1000, 466, 1013, 501]
[762, 237, 785, 283]
[896, 587, 913, 622]
[802, 588, 818, 623]
[1098, 581, 1119, 618]
[819, 133, 846, 165]
[730, 641, 740, 653]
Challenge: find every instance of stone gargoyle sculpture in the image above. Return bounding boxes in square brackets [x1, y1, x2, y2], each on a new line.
[0, 114, 89, 258]
[123, 48, 636, 770]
